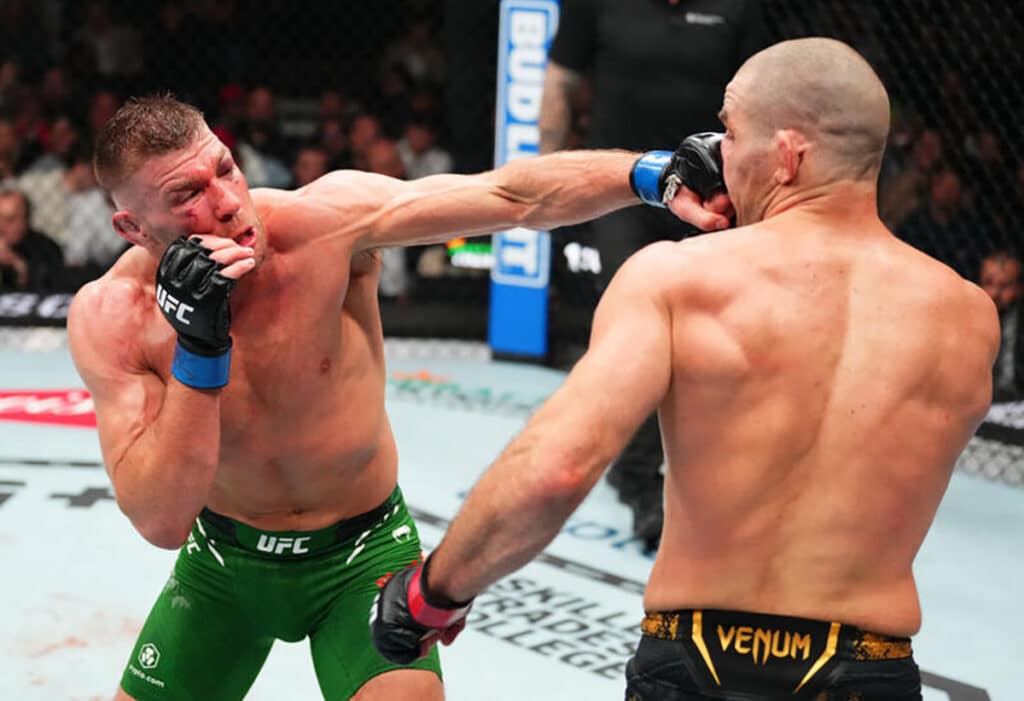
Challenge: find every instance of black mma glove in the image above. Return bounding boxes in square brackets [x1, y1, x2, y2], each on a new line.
[370, 557, 473, 665]
[156, 237, 235, 389]
[630, 131, 726, 206]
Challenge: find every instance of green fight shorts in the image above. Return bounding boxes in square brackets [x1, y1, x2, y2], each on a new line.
[119, 486, 442, 700]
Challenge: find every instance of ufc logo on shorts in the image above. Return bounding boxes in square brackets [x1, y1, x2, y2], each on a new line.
[256, 535, 311, 555]
[156, 284, 194, 325]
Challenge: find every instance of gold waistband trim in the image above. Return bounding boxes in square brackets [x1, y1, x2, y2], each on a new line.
[641, 611, 913, 662]
[691, 611, 722, 686]
[793, 622, 840, 694]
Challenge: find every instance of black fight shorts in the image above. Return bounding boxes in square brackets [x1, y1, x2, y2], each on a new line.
[625, 609, 921, 701]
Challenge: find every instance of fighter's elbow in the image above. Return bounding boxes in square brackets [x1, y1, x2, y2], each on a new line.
[503, 194, 544, 230]
[486, 173, 545, 229]
[539, 445, 599, 502]
[134, 517, 191, 550]
[120, 499, 192, 549]
[542, 466, 590, 501]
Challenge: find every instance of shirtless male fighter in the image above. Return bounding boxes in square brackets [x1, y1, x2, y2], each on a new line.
[66, 95, 726, 700]
[371, 38, 1000, 701]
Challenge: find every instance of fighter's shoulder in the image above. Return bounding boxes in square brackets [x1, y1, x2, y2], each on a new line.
[614, 240, 689, 289]
[902, 248, 1000, 345]
[677, 225, 754, 258]
[957, 277, 1001, 346]
[635, 227, 753, 282]
[67, 255, 150, 345]
[252, 171, 392, 231]
[257, 170, 392, 205]
[611, 237, 730, 310]
[906, 245, 990, 312]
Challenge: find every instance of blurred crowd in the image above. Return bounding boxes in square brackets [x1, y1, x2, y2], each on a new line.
[0, 0, 1022, 399]
[0, 0, 457, 297]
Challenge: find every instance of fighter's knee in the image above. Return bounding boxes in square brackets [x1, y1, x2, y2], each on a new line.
[351, 669, 444, 701]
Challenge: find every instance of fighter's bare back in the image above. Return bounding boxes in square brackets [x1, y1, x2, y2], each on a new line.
[642, 201, 998, 637]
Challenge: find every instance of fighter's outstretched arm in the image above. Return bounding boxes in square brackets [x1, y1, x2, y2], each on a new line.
[298, 145, 730, 252]
[356, 150, 640, 249]
[370, 244, 677, 664]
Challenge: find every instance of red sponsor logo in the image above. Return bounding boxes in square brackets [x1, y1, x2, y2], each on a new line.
[0, 390, 96, 428]
[390, 370, 450, 384]
[375, 553, 424, 588]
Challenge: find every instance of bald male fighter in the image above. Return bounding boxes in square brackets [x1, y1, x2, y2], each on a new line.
[66, 95, 726, 701]
[371, 38, 1000, 701]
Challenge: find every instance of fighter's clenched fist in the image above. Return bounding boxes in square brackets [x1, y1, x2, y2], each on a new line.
[156, 236, 254, 389]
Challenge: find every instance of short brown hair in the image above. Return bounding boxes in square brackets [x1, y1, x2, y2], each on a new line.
[93, 94, 206, 192]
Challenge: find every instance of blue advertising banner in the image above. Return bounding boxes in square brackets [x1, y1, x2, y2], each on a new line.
[489, 0, 560, 358]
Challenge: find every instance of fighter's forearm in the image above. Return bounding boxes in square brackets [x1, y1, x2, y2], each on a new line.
[358, 149, 643, 250]
[492, 149, 639, 231]
[426, 427, 594, 602]
[111, 383, 221, 549]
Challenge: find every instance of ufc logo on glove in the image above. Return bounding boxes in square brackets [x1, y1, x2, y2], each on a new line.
[156, 284, 195, 325]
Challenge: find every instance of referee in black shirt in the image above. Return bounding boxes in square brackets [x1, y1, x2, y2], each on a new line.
[539, 0, 768, 550]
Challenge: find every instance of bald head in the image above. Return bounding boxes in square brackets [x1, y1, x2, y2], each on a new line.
[730, 38, 891, 181]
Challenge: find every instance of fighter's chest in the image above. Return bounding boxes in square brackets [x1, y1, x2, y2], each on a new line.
[230, 258, 350, 385]
[146, 251, 355, 401]
[236, 250, 351, 326]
